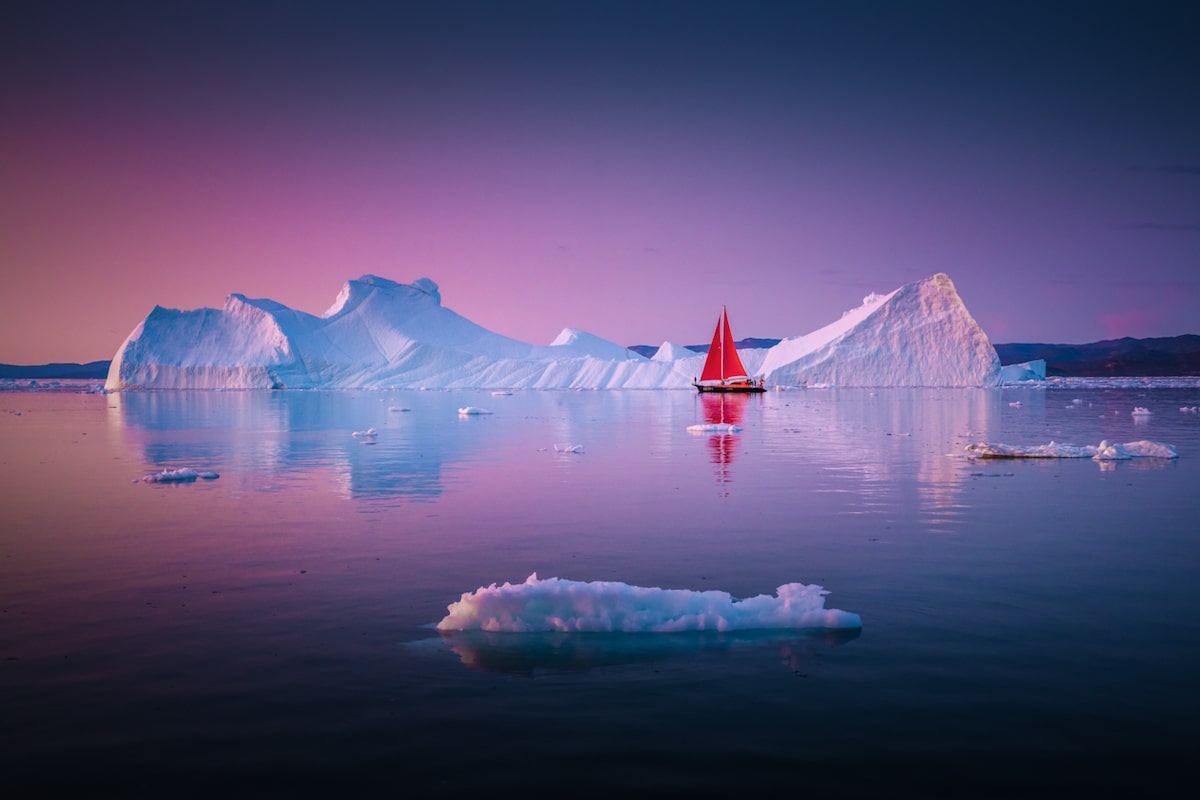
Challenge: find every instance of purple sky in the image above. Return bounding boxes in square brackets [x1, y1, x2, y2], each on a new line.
[2, 0, 1197, 364]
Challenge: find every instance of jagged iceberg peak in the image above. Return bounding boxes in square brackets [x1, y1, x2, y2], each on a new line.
[550, 328, 645, 361]
[760, 272, 1000, 387]
[104, 271, 1002, 390]
[323, 275, 441, 318]
[652, 342, 702, 362]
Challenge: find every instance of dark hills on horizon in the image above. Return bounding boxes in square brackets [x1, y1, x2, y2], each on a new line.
[3, 336, 1199, 380]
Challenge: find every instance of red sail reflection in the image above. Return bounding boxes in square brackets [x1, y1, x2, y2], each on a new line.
[699, 393, 748, 486]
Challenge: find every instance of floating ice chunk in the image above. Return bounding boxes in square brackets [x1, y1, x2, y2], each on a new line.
[1132, 407, 1153, 416]
[388, 406, 411, 412]
[554, 443, 584, 453]
[351, 428, 377, 437]
[141, 467, 220, 483]
[491, 391, 512, 396]
[1009, 401, 1021, 407]
[458, 407, 492, 415]
[965, 439, 1177, 460]
[1182, 406, 1200, 413]
[687, 423, 742, 433]
[435, 573, 862, 633]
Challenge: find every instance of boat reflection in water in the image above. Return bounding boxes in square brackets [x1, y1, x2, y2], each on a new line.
[695, 392, 752, 489]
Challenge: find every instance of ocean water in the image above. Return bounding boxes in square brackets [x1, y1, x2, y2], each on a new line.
[3, 383, 1199, 796]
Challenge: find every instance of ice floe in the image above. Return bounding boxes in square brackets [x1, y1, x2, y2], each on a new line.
[458, 406, 492, 415]
[965, 439, 1178, 460]
[687, 423, 743, 433]
[435, 573, 862, 633]
[140, 467, 220, 483]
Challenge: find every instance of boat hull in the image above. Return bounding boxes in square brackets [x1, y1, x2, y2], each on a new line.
[693, 381, 765, 393]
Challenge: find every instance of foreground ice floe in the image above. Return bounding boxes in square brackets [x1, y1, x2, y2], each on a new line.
[140, 467, 220, 483]
[458, 406, 492, 415]
[435, 573, 862, 633]
[965, 439, 1178, 460]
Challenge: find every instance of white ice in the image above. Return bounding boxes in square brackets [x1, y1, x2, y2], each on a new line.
[435, 573, 863, 633]
[458, 406, 492, 415]
[965, 439, 1178, 460]
[687, 423, 743, 433]
[104, 272, 1003, 390]
[553, 443, 584, 453]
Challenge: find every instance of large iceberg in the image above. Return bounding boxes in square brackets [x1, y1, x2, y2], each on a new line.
[105, 272, 1001, 390]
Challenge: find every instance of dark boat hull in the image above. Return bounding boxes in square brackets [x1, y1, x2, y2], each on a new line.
[693, 381, 766, 393]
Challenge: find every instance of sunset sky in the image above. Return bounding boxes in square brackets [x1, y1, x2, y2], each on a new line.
[2, 0, 1197, 365]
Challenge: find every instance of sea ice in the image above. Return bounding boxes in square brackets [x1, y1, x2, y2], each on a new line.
[435, 573, 862, 633]
[553, 443, 584, 453]
[458, 406, 492, 415]
[141, 467, 220, 483]
[1132, 407, 1153, 416]
[687, 423, 743, 433]
[965, 439, 1177, 460]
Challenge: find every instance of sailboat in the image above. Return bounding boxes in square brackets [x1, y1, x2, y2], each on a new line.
[692, 306, 766, 393]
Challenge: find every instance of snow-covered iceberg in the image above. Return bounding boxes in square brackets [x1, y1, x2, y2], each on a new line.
[105, 272, 1002, 390]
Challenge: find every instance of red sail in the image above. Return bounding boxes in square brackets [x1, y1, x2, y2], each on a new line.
[719, 307, 750, 380]
[698, 312, 725, 382]
[698, 307, 750, 382]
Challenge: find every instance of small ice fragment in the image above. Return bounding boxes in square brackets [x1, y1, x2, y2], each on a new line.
[554, 443, 584, 453]
[491, 391, 512, 396]
[1131, 407, 1153, 416]
[389, 407, 411, 412]
[352, 428, 378, 437]
[141, 467, 205, 483]
[686, 423, 742, 433]
[458, 407, 492, 415]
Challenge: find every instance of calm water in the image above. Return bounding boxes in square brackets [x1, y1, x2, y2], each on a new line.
[3, 384, 1200, 796]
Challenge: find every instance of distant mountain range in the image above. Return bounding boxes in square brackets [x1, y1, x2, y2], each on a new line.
[992, 335, 1200, 377]
[0, 361, 112, 379]
[4, 335, 1199, 380]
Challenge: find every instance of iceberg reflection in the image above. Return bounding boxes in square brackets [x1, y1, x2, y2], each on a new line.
[425, 628, 861, 676]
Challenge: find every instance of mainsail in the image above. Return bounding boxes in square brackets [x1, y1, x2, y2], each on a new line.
[699, 306, 751, 382]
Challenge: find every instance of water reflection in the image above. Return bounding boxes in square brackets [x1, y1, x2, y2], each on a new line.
[423, 628, 861, 676]
[691, 393, 756, 491]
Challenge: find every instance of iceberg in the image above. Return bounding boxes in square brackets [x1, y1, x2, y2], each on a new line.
[105, 272, 1002, 390]
[435, 573, 862, 633]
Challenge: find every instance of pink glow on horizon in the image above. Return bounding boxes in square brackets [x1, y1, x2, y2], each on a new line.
[2, 2, 1197, 365]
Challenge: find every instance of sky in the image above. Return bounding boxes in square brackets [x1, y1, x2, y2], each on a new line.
[2, 0, 1198, 364]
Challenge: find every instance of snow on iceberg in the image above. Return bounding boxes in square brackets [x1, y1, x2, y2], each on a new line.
[964, 439, 1178, 460]
[760, 273, 999, 387]
[105, 272, 1001, 390]
[435, 573, 863, 633]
